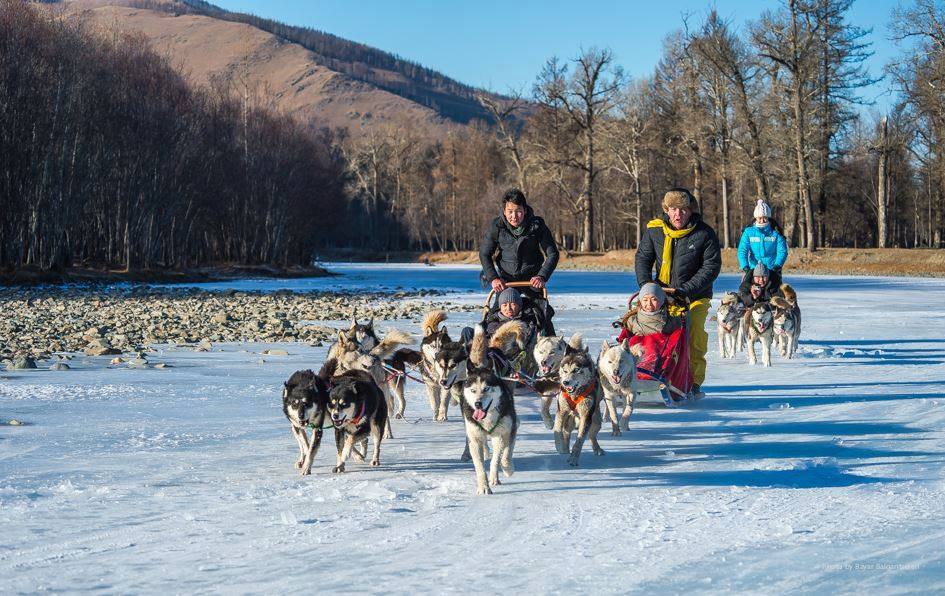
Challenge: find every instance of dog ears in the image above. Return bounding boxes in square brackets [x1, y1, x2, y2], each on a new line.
[601, 339, 610, 352]
[620, 338, 631, 352]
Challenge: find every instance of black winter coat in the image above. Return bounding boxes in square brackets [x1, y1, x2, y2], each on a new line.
[738, 275, 781, 308]
[634, 213, 722, 301]
[480, 206, 559, 284]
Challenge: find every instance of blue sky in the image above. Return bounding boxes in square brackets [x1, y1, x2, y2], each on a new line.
[213, 0, 904, 112]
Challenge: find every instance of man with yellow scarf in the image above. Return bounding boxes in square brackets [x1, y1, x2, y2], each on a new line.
[635, 188, 721, 398]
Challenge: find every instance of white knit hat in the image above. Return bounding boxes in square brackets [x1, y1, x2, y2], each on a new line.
[753, 199, 772, 218]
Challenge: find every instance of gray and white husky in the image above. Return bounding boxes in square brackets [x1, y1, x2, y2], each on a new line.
[419, 310, 466, 422]
[746, 302, 775, 367]
[717, 293, 744, 359]
[553, 347, 605, 467]
[771, 284, 801, 359]
[532, 333, 583, 429]
[597, 338, 646, 436]
[334, 328, 414, 437]
[460, 326, 518, 495]
[329, 317, 418, 422]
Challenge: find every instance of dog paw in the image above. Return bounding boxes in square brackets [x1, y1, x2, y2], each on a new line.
[371, 459, 380, 467]
[611, 427, 621, 437]
[476, 485, 493, 495]
[567, 456, 580, 467]
[489, 476, 501, 486]
[594, 447, 605, 456]
[295, 460, 304, 469]
[331, 465, 345, 474]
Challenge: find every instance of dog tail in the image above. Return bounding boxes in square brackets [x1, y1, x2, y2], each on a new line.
[421, 309, 447, 336]
[370, 329, 415, 359]
[770, 296, 793, 310]
[469, 324, 488, 367]
[567, 332, 583, 351]
[490, 320, 526, 355]
[316, 359, 337, 380]
[781, 283, 797, 304]
[389, 348, 422, 369]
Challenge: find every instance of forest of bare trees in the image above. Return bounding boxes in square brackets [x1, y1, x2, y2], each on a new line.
[3, 0, 944, 275]
[0, 1, 346, 271]
[338, 0, 945, 253]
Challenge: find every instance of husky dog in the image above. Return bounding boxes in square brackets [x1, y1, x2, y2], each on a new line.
[334, 328, 414, 437]
[419, 310, 466, 421]
[532, 333, 583, 429]
[487, 319, 529, 374]
[460, 326, 518, 495]
[717, 293, 744, 359]
[554, 347, 605, 467]
[327, 314, 378, 358]
[327, 369, 388, 473]
[597, 339, 644, 436]
[745, 302, 775, 367]
[771, 284, 801, 359]
[281, 361, 335, 475]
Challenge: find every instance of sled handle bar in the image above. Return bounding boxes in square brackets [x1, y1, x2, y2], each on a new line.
[484, 280, 548, 306]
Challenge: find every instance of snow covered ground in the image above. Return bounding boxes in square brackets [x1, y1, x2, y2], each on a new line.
[2, 266, 945, 593]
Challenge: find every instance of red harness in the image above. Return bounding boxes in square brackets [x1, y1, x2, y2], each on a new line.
[562, 380, 597, 411]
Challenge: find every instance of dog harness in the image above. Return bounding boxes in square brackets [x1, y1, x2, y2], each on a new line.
[562, 379, 597, 411]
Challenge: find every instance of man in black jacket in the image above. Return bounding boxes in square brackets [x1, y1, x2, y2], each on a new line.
[635, 188, 722, 397]
[480, 188, 559, 334]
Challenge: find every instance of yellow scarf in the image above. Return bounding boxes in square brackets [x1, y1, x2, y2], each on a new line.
[647, 218, 696, 285]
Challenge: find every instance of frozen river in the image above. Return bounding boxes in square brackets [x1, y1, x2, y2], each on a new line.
[2, 265, 945, 593]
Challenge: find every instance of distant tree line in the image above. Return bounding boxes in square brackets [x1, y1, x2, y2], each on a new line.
[338, 0, 945, 252]
[0, 1, 346, 271]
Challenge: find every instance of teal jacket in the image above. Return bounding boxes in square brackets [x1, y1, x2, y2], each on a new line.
[737, 224, 788, 270]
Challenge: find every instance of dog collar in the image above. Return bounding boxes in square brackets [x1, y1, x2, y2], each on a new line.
[562, 379, 597, 411]
[340, 402, 366, 427]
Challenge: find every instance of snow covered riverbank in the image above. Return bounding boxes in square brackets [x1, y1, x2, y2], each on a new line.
[2, 267, 944, 593]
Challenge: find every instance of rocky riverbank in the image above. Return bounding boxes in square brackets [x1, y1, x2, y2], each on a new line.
[0, 285, 472, 369]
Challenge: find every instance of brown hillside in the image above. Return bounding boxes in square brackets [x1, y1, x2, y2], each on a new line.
[58, 1, 460, 138]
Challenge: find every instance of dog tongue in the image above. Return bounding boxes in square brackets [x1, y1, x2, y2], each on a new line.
[473, 408, 486, 421]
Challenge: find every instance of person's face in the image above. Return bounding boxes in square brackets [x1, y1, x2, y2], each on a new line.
[639, 294, 660, 313]
[753, 275, 768, 286]
[504, 202, 525, 227]
[755, 216, 769, 226]
[500, 301, 521, 317]
[665, 206, 692, 230]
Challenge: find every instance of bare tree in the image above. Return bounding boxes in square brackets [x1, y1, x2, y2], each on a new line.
[535, 48, 624, 251]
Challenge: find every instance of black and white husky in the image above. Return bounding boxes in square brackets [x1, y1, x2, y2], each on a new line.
[532, 333, 583, 429]
[771, 284, 801, 359]
[553, 347, 605, 467]
[419, 310, 466, 421]
[461, 326, 518, 495]
[746, 302, 775, 367]
[281, 361, 335, 475]
[327, 369, 388, 473]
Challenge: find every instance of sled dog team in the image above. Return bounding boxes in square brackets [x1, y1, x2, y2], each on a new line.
[716, 283, 802, 367]
[284, 308, 675, 495]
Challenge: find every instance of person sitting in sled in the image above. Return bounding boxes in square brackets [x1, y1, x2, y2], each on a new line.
[462, 287, 540, 346]
[737, 199, 788, 289]
[738, 263, 780, 308]
[484, 288, 540, 341]
[616, 283, 683, 341]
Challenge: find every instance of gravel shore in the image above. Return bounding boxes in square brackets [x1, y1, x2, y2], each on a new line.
[0, 285, 471, 369]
